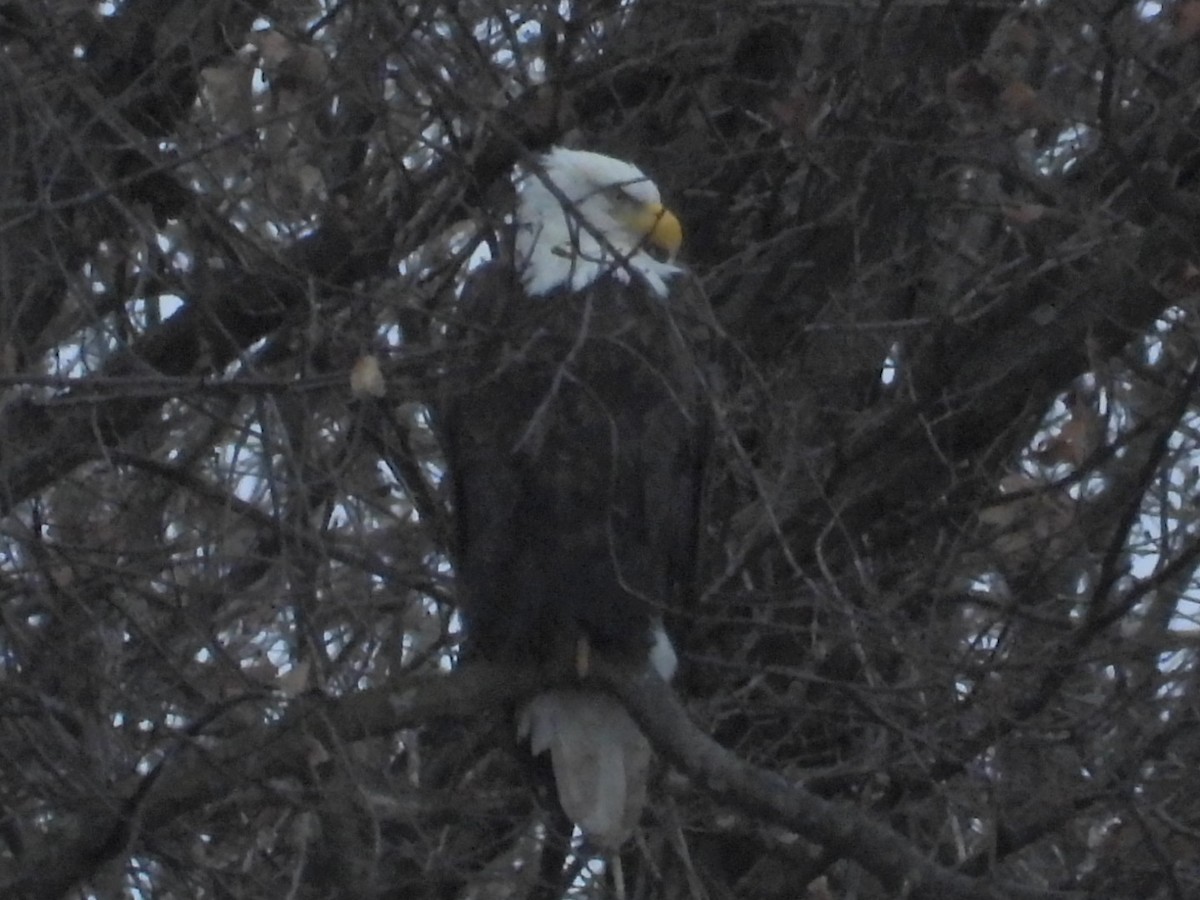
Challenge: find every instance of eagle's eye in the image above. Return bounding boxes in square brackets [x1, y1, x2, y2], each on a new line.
[605, 185, 637, 208]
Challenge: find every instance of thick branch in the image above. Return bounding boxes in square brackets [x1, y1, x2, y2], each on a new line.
[591, 659, 1084, 900]
[1, 665, 539, 900]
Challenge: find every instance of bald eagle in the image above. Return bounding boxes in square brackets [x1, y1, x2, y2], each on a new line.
[442, 148, 705, 848]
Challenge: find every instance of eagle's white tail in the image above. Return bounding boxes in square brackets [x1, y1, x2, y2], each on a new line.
[518, 689, 652, 849]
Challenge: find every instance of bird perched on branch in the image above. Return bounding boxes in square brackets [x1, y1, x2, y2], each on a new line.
[441, 147, 706, 849]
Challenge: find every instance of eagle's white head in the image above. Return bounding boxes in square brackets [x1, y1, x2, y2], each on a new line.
[516, 147, 683, 298]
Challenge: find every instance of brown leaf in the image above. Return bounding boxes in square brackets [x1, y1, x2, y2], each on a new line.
[946, 63, 1001, 107]
[253, 30, 293, 71]
[292, 163, 326, 201]
[281, 44, 329, 91]
[199, 61, 255, 134]
[1036, 399, 1101, 467]
[1003, 203, 1047, 225]
[351, 354, 387, 397]
[999, 81, 1051, 127]
[1176, 0, 1200, 41]
[980, 473, 1077, 568]
[277, 659, 312, 697]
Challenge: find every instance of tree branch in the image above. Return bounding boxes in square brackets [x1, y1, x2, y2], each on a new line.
[591, 659, 1085, 900]
[1, 665, 539, 900]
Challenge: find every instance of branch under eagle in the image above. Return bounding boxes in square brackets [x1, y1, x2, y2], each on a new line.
[440, 148, 707, 849]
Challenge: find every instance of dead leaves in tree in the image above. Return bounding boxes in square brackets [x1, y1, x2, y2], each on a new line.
[946, 9, 1064, 133]
[1002, 202, 1049, 227]
[199, 49, 257, 136]
[200, 30, 331, 134]
[253, 30, 330, 95]
[1174, 1, 1200, 42]
[1035, 393, 1103, 468]
[976, 393, 1101, 571]
[946, 66, 1057, 132]
[978, 473, 1079, 573]
[350, 354, 387, 398]
[197, 30, 331, 212]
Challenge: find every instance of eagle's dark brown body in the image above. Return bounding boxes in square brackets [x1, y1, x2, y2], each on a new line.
[441, 261, 705, 671]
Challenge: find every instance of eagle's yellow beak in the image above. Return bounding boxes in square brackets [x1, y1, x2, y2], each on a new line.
[631, 201, 683, 260]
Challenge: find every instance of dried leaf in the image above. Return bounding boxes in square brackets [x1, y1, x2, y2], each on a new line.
[1176, 0, 1200, 41]
[1004, 203, 1047, 226]
[947, 63, 1001, 107]
[980, 473, 1077, 568]
[999, 80, 1050, 127]
[351, 354, 387, 397]
[1036, 399, 1101, 467]
[253, 30, 293, 71]
[282, 44, 329, 91]
[241, 648, 277, 685]
[200, 61, 255, 134]
[277, 659, 312, 697]
[293, 163, 326, 201]
[1180, 261, 1200, 291]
